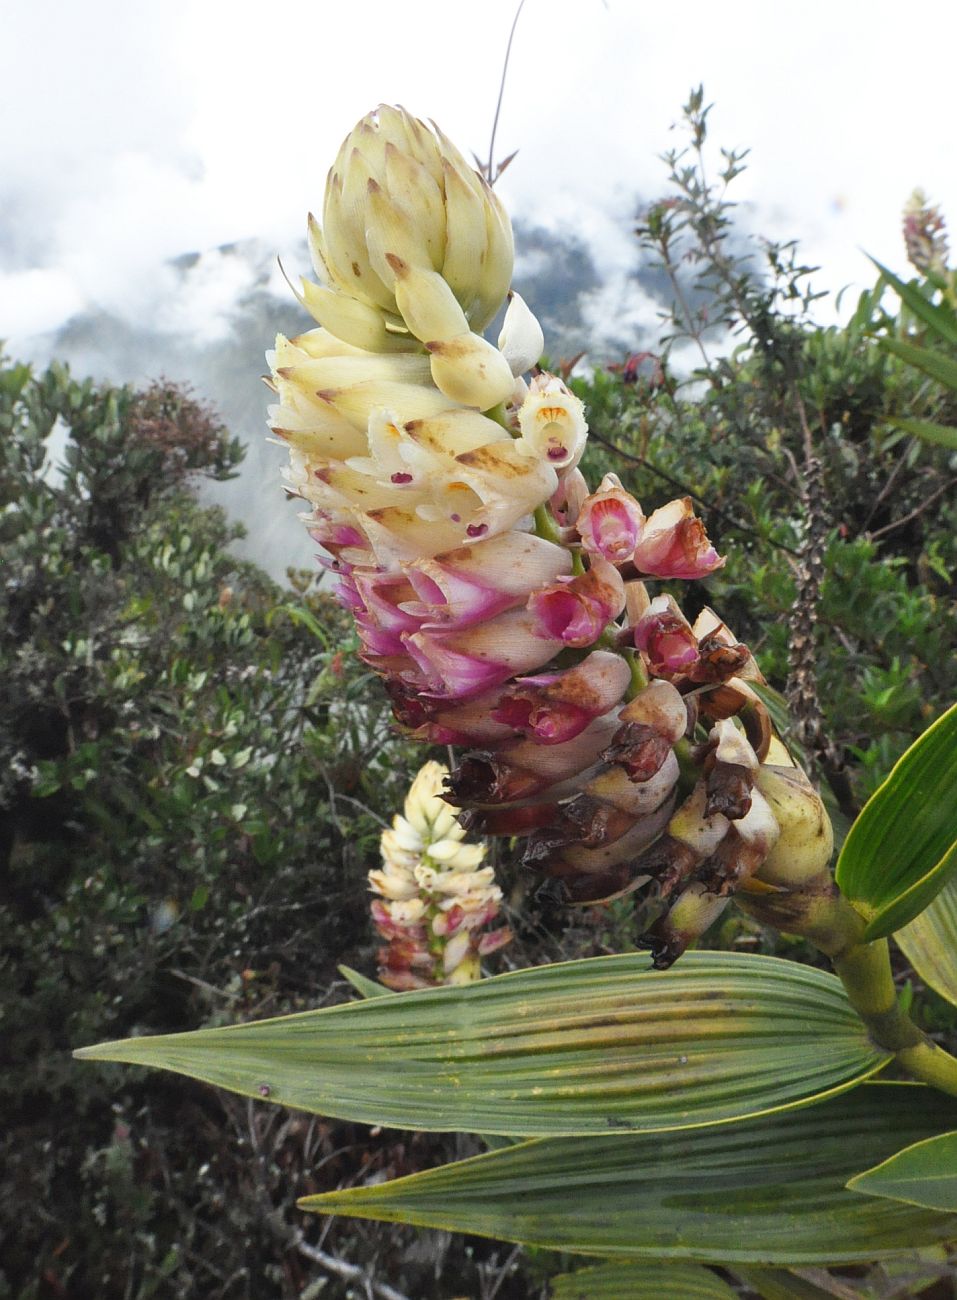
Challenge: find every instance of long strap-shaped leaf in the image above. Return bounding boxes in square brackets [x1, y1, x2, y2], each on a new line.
[302, 1084, 957, 1265]
[551, 1260, 738, 1298]
[76, 951, 888, 1137]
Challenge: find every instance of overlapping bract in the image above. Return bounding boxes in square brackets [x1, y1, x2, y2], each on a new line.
[271, 106, 835, 967]
[370, 761, 511, 988]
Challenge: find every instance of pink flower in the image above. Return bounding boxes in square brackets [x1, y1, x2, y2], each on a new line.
[405, 608, 563, 699]
[445, 714, 621, 806]
[576, 474, 645, 564]
[527, 559, 625, 647]
[632, 497, 723, 580]
[633, 595, 700, 676]
[490, 651, 631, 744]
[402, 533, 571, 629]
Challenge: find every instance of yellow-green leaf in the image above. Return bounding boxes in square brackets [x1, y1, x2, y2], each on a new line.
[734, 1268, 864, 1299]
[879, 337, 957, 393]
[302, 1084, 957, 1265]
[885, 415, 957, 451]
[835, 703, 957, 940]
[870, 257, 957, 348]
[848, 1129, 957, 1211]
[338, 964, 394, 999]
[896, 875, 957, 1008]
[75, 952, 889, 1137]
[552, 1261, 737, 1299]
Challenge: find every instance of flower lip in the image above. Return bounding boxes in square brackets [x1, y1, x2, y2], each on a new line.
[633, 594, 700, 676]
[527, 560, 625, 648]
[576, 474, 645, 564]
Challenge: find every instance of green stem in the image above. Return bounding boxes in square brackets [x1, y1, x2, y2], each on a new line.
[794, 887, 957, 1096]
[482, 401, 509, 430]
[623, 648, 649, 701]
[533, 503, 562, 544]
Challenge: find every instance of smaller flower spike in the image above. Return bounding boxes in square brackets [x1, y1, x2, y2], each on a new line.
[369, 761, 510, 988]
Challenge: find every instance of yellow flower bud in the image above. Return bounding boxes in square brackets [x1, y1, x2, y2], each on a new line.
[313, 106, 514, 346]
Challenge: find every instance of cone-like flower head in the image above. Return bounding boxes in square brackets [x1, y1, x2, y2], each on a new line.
[268, 107, 833, 978]
[302, 106, 516, 409]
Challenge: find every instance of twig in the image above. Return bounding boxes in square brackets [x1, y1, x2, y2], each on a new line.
[486, 0, 526, 182]
[869, 476, 957, 541]
[484, 1244, 523, 1300]
[296, 1238, 411, 1300]
[585, 427, 801, 557]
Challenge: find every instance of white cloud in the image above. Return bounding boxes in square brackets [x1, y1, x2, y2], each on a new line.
[2, 0, 956, 356]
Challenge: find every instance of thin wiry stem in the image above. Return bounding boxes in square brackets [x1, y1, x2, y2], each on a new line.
[487, 0, 527, 184]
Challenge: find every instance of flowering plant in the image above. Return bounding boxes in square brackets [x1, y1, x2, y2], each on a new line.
[78, 106, 957, 1289]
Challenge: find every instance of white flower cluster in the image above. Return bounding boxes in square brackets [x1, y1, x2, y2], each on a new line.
[369, 761, 511, 988]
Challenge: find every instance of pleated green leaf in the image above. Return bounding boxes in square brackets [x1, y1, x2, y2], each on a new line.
[879, 337, 957, 393]
[896, 875, 957, 1008]
[885, 415, 957, 451]
[551, 1261, 737, 1299]
[302, 1084, 957, 1265]
[835, 702, 957, 940]
[734, 1268, 864, 1299]
[848, 1129, 957, 1211]
[870, 257, 957, 348]
[74, 952, 888, 1137]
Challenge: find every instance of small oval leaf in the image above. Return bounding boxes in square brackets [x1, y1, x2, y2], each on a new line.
[835, 703, 957, 940]
[75, 951, 889, 1137]
[848, 1130, 957, 1212]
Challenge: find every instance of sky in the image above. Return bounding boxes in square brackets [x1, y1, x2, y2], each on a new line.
[3, 0, 957, 359]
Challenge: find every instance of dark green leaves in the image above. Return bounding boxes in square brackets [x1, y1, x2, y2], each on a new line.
[835, 703, 957, 939]
[848, 1130, 957, 1212]
[76, 952, 889, 1137]
[302, 1085, 957, 1265]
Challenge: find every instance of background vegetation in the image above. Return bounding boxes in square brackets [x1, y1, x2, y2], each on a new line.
[3, 97, 955, 1298]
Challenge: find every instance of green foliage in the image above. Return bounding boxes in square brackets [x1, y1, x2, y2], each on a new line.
[551, 1260, 738, 1298]
[836, 703, 957, 938]
[303, 1085, 957, 1265]
[0, 354, 421, 1298]
[848, 1130, 957, 1213]
[896, 875, 957, 1009]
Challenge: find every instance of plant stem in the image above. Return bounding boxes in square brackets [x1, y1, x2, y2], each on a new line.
[803, 889, 957, 1095]
[533, 503, 562, 544]
[742, 881, 957, 1095]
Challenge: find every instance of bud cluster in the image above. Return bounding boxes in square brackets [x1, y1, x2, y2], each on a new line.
[370, 760, 511, 988]
[271, 107, 835, 971]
